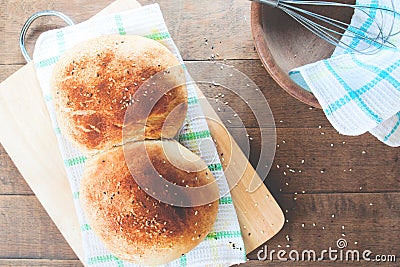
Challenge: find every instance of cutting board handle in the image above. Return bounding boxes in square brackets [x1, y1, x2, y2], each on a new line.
[20, 10, 75, 62]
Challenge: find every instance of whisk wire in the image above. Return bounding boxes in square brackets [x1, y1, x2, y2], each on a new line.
[255, 0, 400, 54]
[281, 2, 391, 52]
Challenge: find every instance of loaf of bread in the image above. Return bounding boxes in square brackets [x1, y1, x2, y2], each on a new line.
[51, 35, 187, 155]
[80, 140, 219, 265]
[51, 34, 219, 266]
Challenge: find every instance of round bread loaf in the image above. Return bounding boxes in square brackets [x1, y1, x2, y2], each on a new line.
[51, 35, 187, 154]
[80, 140, 219, 265]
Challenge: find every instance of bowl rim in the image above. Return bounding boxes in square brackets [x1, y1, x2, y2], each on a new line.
[250, 2, 322, 109]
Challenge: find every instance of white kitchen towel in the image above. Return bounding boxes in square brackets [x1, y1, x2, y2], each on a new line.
[290, 0, 400, 147]
[33, 4, 246, 267]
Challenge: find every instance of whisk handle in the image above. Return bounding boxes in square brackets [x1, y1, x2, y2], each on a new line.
[251, 0, 280, 8]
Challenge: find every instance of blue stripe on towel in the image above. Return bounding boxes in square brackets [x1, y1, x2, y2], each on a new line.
[324, 58, 400, 119]
[324, 61, 383, 123]
[384, 113, 400, 141]
[345, 0, 379, 52]
[351, 54, 400, 89]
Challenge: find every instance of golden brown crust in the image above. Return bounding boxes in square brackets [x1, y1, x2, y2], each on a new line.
[80, 140, 219, 265]
[51, 35, 187, 155]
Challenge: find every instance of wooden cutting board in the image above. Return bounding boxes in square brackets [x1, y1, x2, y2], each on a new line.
[0, 0, 284, 264]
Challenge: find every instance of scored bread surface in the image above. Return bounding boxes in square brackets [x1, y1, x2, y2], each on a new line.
[51, 35, 187, 155]
[80, 140, 219, 265]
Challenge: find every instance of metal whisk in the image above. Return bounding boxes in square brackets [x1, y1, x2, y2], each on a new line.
[253, 0, 400, 54]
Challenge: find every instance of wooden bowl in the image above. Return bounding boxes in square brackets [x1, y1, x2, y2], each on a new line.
[251, 2, 354, 108]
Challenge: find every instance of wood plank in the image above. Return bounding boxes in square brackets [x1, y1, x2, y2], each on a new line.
[0, 144, 32, 195]
[0, 260, 82, 267]
[2, 126, 399, 195]
[0, 65, 23, 81]
[185, 59, 332, 129]
[1, 0, 257, 65]
[1, 193, 399, 263]
[0, 59, 330, 130]
[246, 192, 400, 262]
[228, 127, 400, 194]
[0, 60, 330, 128]
[0, 195, 77, 259]
[1, 0, 118, 65]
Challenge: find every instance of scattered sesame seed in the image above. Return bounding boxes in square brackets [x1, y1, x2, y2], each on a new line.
[313, 223, 316, 227]
[332, 214, 335, 218]
[342, 226, 345, 230]
[301, 159, 305, 164]
[301, 223, 305, 228]
[330, 143, 334, 147]
[362, 151, 366, 154]
[354, 241, 358, 245]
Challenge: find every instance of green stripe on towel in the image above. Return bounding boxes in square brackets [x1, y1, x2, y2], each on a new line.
[64, 156, 87, 167]
[206, 231, 242, 240]
[179, 130, 211, 141]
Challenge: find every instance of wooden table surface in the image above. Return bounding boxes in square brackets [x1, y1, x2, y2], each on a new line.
[1, 0, 399, 266]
